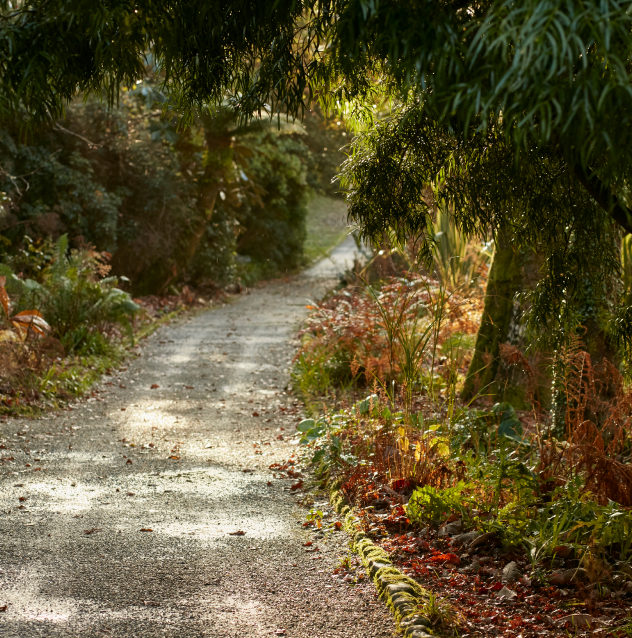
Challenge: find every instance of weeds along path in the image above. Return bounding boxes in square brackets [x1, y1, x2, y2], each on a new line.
[0, 237, 393, 638]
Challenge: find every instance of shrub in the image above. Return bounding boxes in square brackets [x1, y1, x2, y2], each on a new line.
[236, 124, 311, 276]
[3, 235, 138, 355]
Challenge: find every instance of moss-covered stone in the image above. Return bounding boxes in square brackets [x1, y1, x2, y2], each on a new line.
[328, 485, 439, 637]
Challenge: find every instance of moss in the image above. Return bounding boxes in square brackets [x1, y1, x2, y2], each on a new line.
[462, 233, 521, 401]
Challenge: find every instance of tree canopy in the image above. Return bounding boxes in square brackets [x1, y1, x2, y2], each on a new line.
[3, 0, 632, 346]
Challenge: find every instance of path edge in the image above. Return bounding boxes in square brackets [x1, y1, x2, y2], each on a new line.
[329, 483, 436, 637]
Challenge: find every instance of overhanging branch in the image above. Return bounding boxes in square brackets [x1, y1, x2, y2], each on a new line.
[573, 165, 632, 236]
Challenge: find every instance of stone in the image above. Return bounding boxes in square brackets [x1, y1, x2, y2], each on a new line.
[502, 561, 522, 583]
[495, 586, 517, 600]
[468, 531, 498, 549]
[549, 568, 587, 586]
[452, 531, 480, 546]
[438, 519, 462, 537]
[368, 560, 392, 577]
[386, 582, 416, 596]
[391, 599, 413, 615]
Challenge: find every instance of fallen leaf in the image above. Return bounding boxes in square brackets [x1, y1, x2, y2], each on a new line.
[84, 528, 102, 535]
[168, 456, 181, 460]
[252, 412, 259, 417]
[140, 528, 153, 532]
[290, 480, 303, 491]
[126, 459, 133, 464]
[121, 408, 126, 411]
[127, 492, 135, 496]
[150, 384, 160, 389]
[185, 385, 194, 389]
[0, 605, 7, 612]
[18, 496, 27, 502]
[334, 521, 343, 530]
[303, 541, 313, 547]
[228, 530, 246, 536]
[556, 614, 611, 628]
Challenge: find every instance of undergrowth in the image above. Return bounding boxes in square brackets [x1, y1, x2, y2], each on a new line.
[0, 237, 200, 416]
[292, 260, 632, 633]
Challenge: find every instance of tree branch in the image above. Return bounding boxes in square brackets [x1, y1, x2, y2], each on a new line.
[573, 164, 632, 236]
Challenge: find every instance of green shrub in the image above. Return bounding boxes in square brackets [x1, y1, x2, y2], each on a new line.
[5, 235, 138, 354]
[236, 124, 311, 275]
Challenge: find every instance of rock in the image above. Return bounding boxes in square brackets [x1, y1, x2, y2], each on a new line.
[468, 531, 497, 550]
[453, 531, 481, 546]
[502, 561, 522, 583]
[368, 560, 392, 577]
[458, 561, 481, 575]
[550, 568, 587, 586]
[495, 586, 517, 600]
[438, 519, 462, 537]
[386, 582, 416, 596]
[552, 545, 574, 559]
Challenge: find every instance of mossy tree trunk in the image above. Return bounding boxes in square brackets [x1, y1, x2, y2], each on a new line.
[462, 230, 619, 411]
[461, 231, 522, 402]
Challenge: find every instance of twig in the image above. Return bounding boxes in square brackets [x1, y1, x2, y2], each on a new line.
[54, 123, 100, 149]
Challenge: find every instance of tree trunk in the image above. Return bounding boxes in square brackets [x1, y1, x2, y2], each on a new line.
[462, 230, 619, 412]
[462, 232, 521, 402]
[461, 232, 552, 409]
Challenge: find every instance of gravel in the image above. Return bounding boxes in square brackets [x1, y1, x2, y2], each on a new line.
[0, 241, 395, 637]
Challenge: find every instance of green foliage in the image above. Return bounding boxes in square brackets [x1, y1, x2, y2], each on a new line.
[407, 482, 470, 526]
[0, 87, 320, 292]
[4, 0, 632, 350]
[341, 105, 622, 351]
[7, 235, 139, 355]
[432, 202, 493, 293]
[235, 125, 311, 275]
[491, 402, 525, 444]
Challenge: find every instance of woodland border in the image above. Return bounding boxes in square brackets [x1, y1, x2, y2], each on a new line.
[329, 485, 436, 637]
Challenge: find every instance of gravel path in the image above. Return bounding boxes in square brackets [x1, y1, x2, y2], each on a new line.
[0, 240, 395, 638]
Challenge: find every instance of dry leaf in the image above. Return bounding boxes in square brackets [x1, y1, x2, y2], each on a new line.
[140, 528, 153, 532]
[228, 530, 246, 536]
[0, 277, 10, 318]
[10, 310, 51, 336]
[150, 384, 160, 389]
[168, 455, 180, 460]
[84, 528, 102, 535]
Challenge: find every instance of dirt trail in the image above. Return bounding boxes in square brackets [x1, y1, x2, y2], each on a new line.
[0, 238, 394, 638]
